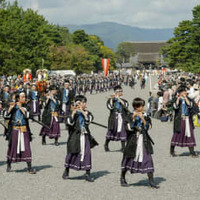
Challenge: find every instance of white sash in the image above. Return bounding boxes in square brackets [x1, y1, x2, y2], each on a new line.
[17, 130, 25, 154]
[54, 116, 58, 122]
[62, 103, 66, 113]
[134, 134, 144, 163]
[33, 100, 37, 113]
[185, 116, 191, 137]
[80, 127, 87, 162]
[117, 113, 123, 133]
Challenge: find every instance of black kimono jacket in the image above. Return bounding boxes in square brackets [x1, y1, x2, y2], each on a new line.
[172, 97, 195, 133]
[1, 92, 11, 110]
[124, 114, 154, 158]
[66, 111, 98, 154]
[28, 90, 41, 101]
[42, 96, 60, 126]
[58, 88, 75, 111]
[4, 104, 32, 144]
[107, 97, 129, 131]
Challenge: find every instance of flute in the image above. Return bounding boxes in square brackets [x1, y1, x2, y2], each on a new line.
[9, 100, 29, 106]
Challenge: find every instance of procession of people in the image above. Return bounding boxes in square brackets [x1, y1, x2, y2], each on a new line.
[0, 68, 200, 189]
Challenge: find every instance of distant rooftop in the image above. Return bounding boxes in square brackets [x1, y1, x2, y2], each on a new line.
[127, 41, 167, 53]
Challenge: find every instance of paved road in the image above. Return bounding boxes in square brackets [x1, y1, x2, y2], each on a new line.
[0, 76, 200, 200]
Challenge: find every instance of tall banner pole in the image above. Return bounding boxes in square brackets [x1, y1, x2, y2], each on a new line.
[102, 58, 110, 76]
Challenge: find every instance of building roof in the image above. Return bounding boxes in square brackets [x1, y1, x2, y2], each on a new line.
[129, 41, 166, 53]
[137, 53, 160, 63]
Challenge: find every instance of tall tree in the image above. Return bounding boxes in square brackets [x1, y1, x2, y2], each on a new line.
[116, 42, 135, 65]
[0, 1, 116, 75]
[162, 5, 200, 73]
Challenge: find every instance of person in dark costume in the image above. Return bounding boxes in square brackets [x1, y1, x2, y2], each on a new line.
[17, 82, 24, 93]
[58, 80, 75, 126]
[24, 83, 31, 102]
[1, 85, 11, 111]
[1, 85, 12, 131]
[170, 86, 198, 157]
[140, 77, 146, 89]
[4, 92, 36, 174]
[29, 84, 41, 121]
[40, 85, 61, 146]
[120, 98, 159, 188]
[62, 95, 98, 182]
[104, 85, 129, 152]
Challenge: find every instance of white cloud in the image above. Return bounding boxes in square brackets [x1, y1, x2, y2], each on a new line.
[8, 0, 200, 28]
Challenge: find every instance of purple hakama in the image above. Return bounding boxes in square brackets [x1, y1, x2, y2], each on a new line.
[121, 145, 154, 174]
[64, 135, 91, 171]
[106, 113, 127, 141]
[40, 116, 60, 139]
[171, 118, 196, 147]
[7, 129, 32, 163]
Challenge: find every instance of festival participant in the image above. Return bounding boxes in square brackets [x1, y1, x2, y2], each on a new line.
[4, 92, 36, 174]
[17, 82, 24, 93]
[42, 69, 48, 81]
[24, 83, 31, 102]
[104, 85, 129, 152]
[170, 86, 198, 157]
[59, 80, 75, 117]
[39, 85, 60, 146]
[140, 77, 146, 89]
[88, 77, 93, 94]
[162, 86, 170, 106]
[188, 81, 195, 95]
[29, 84, 41, 121]
[36, 70, 43, 82]
[1, 85, 11, 111]
[23, 69, 32, 83]
[120, 98, 159, 188]
[62, 95, 98, 182]
[95, 78, 99, 94]
[188, 84, 200, 104]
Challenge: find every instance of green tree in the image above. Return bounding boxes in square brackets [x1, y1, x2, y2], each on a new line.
[162, 5, 200, 73]
[0, 1, 116, 75]
[72, 30, 89, 44]
[116, 42, 135, 65]
[0, 1, 70, 74]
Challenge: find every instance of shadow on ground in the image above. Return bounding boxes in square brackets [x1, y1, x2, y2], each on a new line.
[45, 141, 67, 146]
[179, 151, 200, 157]
[129, 177, 166, 187]
[15, 165, 53, 173]
[0, 161, 7, 166]
[68, 170, 111, 181]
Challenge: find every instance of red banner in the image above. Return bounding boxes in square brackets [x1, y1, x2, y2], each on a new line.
[102, 58, 110, 76]
[161, 68, 167, 75]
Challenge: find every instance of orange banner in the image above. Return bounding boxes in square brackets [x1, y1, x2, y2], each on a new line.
[102, 58, 110, 76]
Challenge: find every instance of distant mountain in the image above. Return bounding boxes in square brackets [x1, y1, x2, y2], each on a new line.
[65, 22, 174, 50]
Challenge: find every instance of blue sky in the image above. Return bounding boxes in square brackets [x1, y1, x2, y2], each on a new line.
[9, 0, 200, 28]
